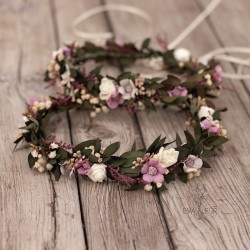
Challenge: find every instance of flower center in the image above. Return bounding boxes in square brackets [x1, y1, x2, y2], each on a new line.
[185, 159, 194, 168]
[148, 166, 157, 176]
[125, 85, 132, 92]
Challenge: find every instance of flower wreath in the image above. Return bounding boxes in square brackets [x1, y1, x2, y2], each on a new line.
[15, 38, 228, 191]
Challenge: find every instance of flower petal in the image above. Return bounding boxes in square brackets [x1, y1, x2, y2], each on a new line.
[141, 163, 149, 174]
[153, 173, 164, 183]
[143, 174, 154, 183]
[193, 158, 203, 170]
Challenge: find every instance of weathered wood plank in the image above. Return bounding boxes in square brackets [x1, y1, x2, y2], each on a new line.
[0, 1, 85, 249]
[105, 0, 250, 249]
[53, 0, 173, 249]
[198, 0, 250, 95]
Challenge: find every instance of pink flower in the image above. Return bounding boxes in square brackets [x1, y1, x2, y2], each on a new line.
[141, 160, 167, 184]
[107, 86, 124, 109]
[118, 79, 137, 100]
[62, 47, 72, 57]
[200, 118, 221, 134]
[27, 97, 39, 106]
[75, 159, 91, 175]
[213, 65, 223, 84]
[167, 86, 188, 97]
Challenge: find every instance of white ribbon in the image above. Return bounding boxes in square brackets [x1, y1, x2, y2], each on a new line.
[71, 0, 250, 80]
[71, 4, 152, 40]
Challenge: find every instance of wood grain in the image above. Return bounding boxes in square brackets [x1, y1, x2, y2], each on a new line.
[0, 0, 250, 249]
[105, 0, 250, 249]
[0, 0, 85, 249]
[53, 0, 173, 249]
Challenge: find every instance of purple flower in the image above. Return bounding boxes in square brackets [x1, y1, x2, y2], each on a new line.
[167, 86, 188, 97]
[141, 159, 166, 183]
[213, 65, 223, 83]
[75, 159, 91, 175]
[118, 79, 137, 100]
[107, 86, 124, 109]
[200, 118, 221, 134]
[27, 97, 39, 106]
[62, 47, 72, 57]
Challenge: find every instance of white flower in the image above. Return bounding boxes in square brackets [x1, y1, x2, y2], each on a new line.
[31, 150, 39, 158]
[153, 147, 179, 168]
[99, 77, 116, 100]
[61, 71, 74, 87]
[46, 163, 53, 171]
[198, 106, 215, 120]
[118, 79, 136, 100]
[37, 156, 47, 166]
[50, 143, 59, 149]
[144, 184, 153, 191]
[174, 48, 191, 62]
[183, 155, 203, 173]
[48, 151, 57, 159]
[23, 116, 29, 122]
[87, 163, 107, 182]
[45, 100, 52, 109]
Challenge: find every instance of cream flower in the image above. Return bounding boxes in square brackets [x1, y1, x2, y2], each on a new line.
[183, 155, 202, 174]
[87, 163, 107, 182]
[50, 143, 59, 149]
[31, 150, 39, 158]
[198, 106, 215, 120]
[99, 77, 116, 100]
[48, 151, 57, 159]
[118, 79, 136, 100]
[46, 163, 53, 171]
[174, 48, 191, 62]
[153, 147, 179, 168]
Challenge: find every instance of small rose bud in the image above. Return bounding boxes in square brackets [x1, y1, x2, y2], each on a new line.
[48, 151, 57, 159]
[144, 184, 153, 192]
[38, 166, 45, 172]
[46, 163, 53, 171]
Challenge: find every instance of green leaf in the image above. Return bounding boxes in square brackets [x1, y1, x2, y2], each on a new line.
[141, 38, 151, 50]
[194, 125, 202, 141]
[14, 136, 23, 145]
[142, 98, 156, 111]
[162, 96, 178, 103]
[146, 136, 161, 153]
[176, 144, 191, 160]
[90, 65, 102, 75]
[88, 154, 99, 163]
[202, 160, 211, 168]
[200, 149, 217, 158]
[102, 142, 120, 157]
[131, 141, 136, 151]
[73, 139, 98, 153]
[120, 150, 145, 159]
[167, 75, 181, 86]
[178, 173, 188, 183]
[176, 133, 182, 147]
[29, 117, 39, 126]
[182, 81, 197, 89]
[204, 136, 228, 147]
[95, 138, 101, 152]
[164, 173, 175, 183]
[31, 131, 38, 145]
[146, 82, 164, 89]
[28, 153, 36, 168]
[184, 130, 195, 147]
[108, 156, 127, 168]
[51, 164, 61, 181]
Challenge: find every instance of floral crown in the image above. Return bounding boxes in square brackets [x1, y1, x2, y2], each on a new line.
[15, 38, 228, 191]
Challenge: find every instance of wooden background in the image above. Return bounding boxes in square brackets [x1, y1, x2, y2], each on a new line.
[0, 0, 250, 249]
